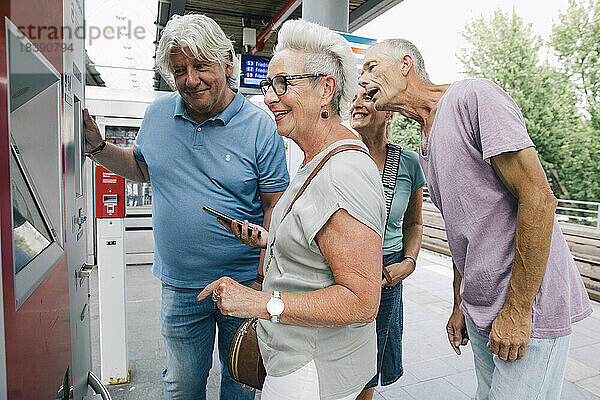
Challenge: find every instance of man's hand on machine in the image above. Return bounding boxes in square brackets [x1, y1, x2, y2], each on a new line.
[83, 108, 104, 152]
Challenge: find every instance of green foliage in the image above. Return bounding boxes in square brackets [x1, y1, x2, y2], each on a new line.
[390, 115, 420, 152]
[550, 0, 600, 124]
[549, 0, 600, 201]
[459, 7, 600, 201]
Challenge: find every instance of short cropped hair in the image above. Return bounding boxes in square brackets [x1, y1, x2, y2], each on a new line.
[156, 14, 236, 88]
[274, 19, 358, 118]
[379, 39, 429, 81]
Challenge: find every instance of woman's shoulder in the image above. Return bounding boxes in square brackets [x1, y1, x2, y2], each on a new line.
[327, 143, 378, 180]
[395, 146, 426, 187]
[399, 147, 420, 163]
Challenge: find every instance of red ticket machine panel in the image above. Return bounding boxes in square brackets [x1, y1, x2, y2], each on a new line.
[95, 165, 126, 218]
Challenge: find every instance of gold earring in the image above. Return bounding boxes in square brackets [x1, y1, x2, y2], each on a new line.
[321, 106, 329, 119]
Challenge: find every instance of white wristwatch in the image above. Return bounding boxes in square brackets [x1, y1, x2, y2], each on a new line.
[266, 291, 284, 323]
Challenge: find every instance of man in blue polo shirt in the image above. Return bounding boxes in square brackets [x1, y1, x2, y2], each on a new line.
[83, 13, 289, 400]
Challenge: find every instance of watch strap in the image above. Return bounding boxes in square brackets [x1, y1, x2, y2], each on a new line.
[269, 291, 283, 323]
[87, 140, 106, 156]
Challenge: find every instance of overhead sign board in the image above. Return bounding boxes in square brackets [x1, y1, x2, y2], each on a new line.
[339, 33, 377, 70]
[240, 54, 271, 89]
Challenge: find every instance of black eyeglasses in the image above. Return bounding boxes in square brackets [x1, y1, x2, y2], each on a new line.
[259, 74, 326, 96]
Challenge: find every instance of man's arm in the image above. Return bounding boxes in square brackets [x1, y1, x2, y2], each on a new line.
[254, 191, 284, 286]
[489, 147, 557, 362]
[447, 261, 469, 355]
[84, 109, 149, 182]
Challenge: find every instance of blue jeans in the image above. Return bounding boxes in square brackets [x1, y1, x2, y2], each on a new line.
[364, 251, 405, 389]
[161, 281, 256, 400]
[466, 318, 570, 400]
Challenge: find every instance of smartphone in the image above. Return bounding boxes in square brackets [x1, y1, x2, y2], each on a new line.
[202, 206, 261, 238]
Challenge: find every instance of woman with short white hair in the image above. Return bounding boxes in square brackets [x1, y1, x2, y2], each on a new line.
[199, 19, 386, 400]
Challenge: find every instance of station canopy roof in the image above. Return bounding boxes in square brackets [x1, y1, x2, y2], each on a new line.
[154, 0, 403, 90]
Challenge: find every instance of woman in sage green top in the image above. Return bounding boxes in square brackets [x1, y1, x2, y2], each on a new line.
[351, 89, 425, 400]
[198, 20, 386, 400]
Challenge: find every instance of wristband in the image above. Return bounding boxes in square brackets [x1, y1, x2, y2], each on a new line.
[402, 256, 416, 266]
[255, 274, 264, 284]
[86, 140, 106, 156]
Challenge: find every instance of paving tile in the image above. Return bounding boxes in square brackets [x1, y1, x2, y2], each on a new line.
[405, 291, 445, 305]
[570, 327, 600, 349]
[402, 377, 470, 400]
[372, 390, 389, 400]
[577, 376, 600, 397]
[576, 315, 600, 333]
[378, 387, 415, 399]
[444, 369, 478, 398]
[377, 384, 416, 399]
[440, 352, 476, 373]
[107, 380, 163, 400]
[129, 357, 165, 384]
[404, 357, 452, 381]
[565, 357, 600, 383]
[570, 344, 600, 371]
[423, 300, 453, 316]
[403, 339, 458, 364]
[561, 380, 600, 400]
[127, 338, 163, 361]
[375, 370, 420, 390]
[127, 298, 161, 314]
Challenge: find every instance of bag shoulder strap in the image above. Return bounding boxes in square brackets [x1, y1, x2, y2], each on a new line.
[381, 142, 402, 226]
[283, 144, 370, 220]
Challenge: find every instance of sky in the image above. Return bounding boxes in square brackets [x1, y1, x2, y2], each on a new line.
[85, 0, 571, 91]
[353, 0, 571, 83]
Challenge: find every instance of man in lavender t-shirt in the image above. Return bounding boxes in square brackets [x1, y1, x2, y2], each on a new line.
[359, 39, 592, 400]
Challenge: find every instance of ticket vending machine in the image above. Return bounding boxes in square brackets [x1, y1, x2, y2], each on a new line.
[0, 3, 108, 397]
[94, 165, 129, 384]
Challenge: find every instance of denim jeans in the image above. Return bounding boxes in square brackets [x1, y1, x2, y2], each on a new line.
[161, 281, 255, 400]
[466, 318, 571, 400]
[364, 251, 405, 389]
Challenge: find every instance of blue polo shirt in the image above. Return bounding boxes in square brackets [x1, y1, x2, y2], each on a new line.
[133, 90, 289, 288]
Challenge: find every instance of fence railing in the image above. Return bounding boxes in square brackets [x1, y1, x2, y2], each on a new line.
[422, 187, 600, 229]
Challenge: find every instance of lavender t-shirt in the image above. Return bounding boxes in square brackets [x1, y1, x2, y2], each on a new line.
[420, 78, 592, 338]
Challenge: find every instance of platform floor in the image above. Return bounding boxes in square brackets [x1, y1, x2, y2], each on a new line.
[88, 250, 600, 399]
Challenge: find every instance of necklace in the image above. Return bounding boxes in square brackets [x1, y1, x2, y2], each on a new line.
[420, 127, 429, 157]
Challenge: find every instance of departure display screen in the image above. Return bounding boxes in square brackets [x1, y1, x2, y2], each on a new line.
[240, 54, 271, 89]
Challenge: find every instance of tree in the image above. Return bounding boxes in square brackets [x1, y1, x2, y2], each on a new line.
[550, 0, 600, 201]
[458, 9, 596, 200]
[390, 115, 420, 152]
[551, 0, 600, 125]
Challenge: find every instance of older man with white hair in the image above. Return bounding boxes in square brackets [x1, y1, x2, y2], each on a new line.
[359, 39, 592, 400]
[83, 13, 289, 399]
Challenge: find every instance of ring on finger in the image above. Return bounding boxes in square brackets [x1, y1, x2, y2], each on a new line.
[212, 290, 220, 302]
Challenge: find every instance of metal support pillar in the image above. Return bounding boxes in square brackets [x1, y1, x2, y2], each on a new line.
[302, 0, 349, 31]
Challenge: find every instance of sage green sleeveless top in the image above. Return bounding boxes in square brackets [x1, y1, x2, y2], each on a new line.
[257, 139, 386, 400]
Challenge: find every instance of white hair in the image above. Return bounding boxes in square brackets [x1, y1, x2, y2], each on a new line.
[379, 39, 429, 81]
[274, 19, 358, 119]
[156, 14, 236, 89]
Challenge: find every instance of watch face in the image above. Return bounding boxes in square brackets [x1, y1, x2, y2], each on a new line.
[267, 298, 284, 315]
